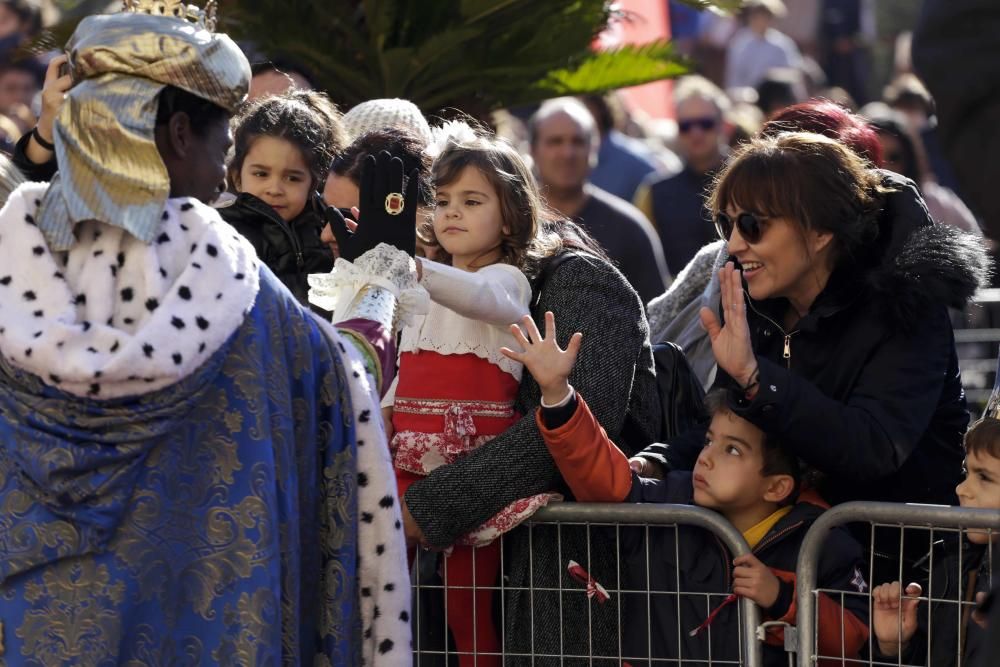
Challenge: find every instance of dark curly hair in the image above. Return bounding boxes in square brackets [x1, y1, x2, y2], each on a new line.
[228, 90, 347, 192]
[330, 126, 433, 206]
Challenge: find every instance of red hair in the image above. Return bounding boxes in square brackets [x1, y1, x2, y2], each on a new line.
[762, 99, 884, 167]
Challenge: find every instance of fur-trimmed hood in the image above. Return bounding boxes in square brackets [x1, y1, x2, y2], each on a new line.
[864, 221, 990, 330]
[745, 172, 990, 334]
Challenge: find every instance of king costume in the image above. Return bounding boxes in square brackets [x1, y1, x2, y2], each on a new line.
[0, 3, 410, 665]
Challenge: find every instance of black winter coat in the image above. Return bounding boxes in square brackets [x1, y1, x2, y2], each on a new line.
[622, 472, 870, 666]
[218, 192, 333, 306]
[641, 175, 989, 508]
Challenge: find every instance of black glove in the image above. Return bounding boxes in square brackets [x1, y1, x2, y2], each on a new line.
[325, 150, 419, 261]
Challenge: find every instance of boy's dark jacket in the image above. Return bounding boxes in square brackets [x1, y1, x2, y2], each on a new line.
[218, 192, 333, 306]
[539, 395, 871, 666]
[873, 540, 989, 667]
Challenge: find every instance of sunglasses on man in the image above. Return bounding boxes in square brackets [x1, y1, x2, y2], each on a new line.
[678, 117, 718, 134]
[714, 211, 769, 244]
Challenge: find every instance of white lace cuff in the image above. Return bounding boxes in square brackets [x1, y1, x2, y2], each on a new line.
[308, 243, 429, 327]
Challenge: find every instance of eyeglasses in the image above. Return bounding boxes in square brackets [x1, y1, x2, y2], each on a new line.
[715, 211, 769, 244]
[678, 117, 718, 134]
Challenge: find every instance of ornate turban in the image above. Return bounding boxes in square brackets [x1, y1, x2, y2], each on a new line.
[38, 9, 250, 249]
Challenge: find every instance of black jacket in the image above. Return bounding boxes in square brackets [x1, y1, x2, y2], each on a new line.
[873, 540, 990, 667]
[11, 131, 57, 184]
[622, 472, 870, 666]
[641, 175, 990, 508]
[218, 192, 333, 306]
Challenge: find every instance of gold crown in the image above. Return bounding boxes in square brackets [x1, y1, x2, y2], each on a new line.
[121, 0, 218, 31]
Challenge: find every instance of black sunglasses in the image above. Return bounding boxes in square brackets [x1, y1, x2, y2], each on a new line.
[678, 117, 718, 134]
[714, 211, 769, 244]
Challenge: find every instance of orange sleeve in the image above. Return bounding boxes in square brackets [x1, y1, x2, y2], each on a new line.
[767, 571, 869, 662]
[535, 394, 634, 502]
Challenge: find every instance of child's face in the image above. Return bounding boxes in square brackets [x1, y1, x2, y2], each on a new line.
[956, 449, 1000, 544]
[238, 136, 312, 222]
[694, 411, 779, 513]
[433, 166, 505, 270]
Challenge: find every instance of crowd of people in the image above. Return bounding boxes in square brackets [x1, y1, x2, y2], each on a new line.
[0, 1, 996, 666]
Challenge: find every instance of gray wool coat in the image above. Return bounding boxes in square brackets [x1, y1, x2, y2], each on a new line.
[404, 251, 661, 665]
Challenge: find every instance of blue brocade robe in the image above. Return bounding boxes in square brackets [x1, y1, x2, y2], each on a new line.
[0, 272, 362, 665]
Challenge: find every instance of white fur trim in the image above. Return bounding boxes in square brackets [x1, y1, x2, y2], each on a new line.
[311, 313, 412, 666]
[0, 182, 259, 398]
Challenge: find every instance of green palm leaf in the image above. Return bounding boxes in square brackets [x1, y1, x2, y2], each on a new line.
[40, 0, 740, 116]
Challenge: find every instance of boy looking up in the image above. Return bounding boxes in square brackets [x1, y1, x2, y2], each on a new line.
[502, 312, 870, 666]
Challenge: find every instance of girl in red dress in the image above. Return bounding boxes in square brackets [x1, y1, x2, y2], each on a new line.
[383, 133, 561, 665]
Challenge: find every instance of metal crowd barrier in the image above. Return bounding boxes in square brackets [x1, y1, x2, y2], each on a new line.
[795, 502, 999, 667]
[411, 502, 763, 666]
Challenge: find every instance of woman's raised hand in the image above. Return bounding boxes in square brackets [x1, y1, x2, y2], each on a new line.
[501, 311, 582, 405]
[699, 262, 758, 389]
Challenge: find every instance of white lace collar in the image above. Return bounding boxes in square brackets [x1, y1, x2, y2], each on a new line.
[0, 182, 260, 399]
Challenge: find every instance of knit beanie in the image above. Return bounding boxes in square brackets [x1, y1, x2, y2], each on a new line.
[342, 98, 433, 147]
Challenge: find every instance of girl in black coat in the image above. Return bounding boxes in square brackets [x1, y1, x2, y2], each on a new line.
[637, 132, 989, 581]
[220, 90, 346, 305]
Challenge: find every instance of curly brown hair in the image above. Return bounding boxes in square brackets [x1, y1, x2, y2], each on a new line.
[423, 134, 560, 271]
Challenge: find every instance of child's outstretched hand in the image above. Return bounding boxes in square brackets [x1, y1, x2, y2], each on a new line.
[871, 581, 922, 656]
[732, 554, 781, 609]
[501, 311, 582, 405]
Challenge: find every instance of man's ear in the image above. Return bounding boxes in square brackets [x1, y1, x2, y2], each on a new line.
[167, 111, 194, 159]
[762, 474, 796, 505]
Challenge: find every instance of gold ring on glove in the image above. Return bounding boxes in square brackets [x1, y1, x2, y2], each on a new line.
[385, 192, 405, 215]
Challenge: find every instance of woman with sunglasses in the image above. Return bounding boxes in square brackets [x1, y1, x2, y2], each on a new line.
[648, 100, 885, 388]
[636, 130, 987, 531]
